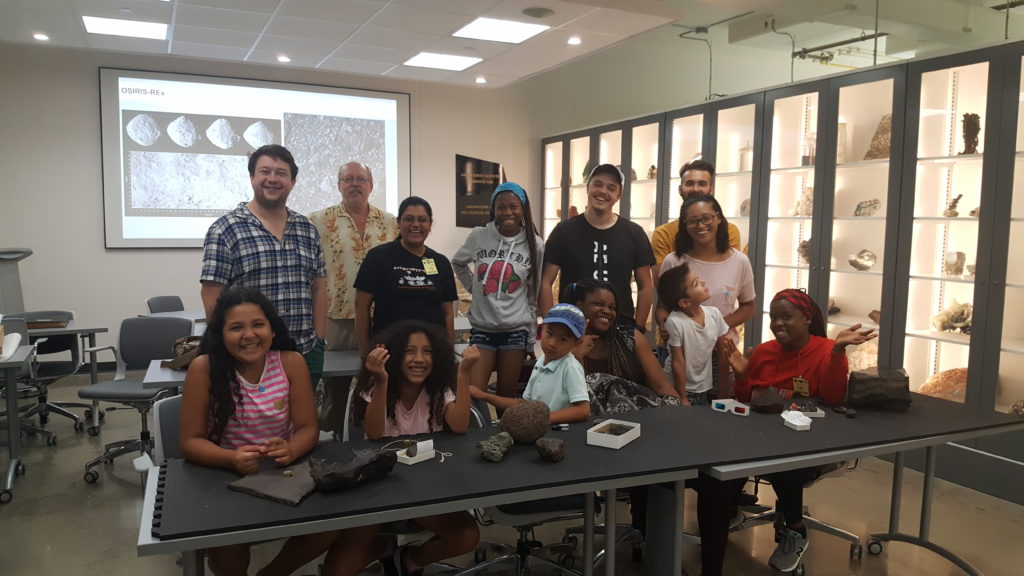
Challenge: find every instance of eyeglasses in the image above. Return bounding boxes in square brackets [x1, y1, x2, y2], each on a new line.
[400, 215, 431, 224]
[685, 214, 717, 229]
[341, 176, 370, 185]
[712, 399, 750, 416]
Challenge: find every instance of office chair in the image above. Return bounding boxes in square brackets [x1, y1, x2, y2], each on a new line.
[146, 296, 185, 314]
[0, 317, 57, 446]
[78, 316, 192, 483]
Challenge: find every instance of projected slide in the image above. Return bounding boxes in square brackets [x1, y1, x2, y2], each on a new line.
[100, 69, 409, 248]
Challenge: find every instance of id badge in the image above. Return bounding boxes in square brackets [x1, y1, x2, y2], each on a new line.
[422, 258, 438, 275]
[792, 376, 810, 397]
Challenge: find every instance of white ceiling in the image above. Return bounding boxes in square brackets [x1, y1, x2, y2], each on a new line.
[2, 0, 1023, 89]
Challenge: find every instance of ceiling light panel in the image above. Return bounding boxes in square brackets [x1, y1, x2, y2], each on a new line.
[404, 51, 482, 71]
[453, 17, 549, 44]
[81, 16, 167, 40]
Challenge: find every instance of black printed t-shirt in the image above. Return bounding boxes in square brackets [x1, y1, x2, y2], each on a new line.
[544, 215, 655, 324]
[354, 239, 458, 335]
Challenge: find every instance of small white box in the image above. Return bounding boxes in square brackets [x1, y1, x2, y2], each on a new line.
[781, 411, 812, 431]
[397, 439, 435, 464]
[801, 408, 826, 418]
[587, 419, 641, 449]
[784, 419, 811, 431]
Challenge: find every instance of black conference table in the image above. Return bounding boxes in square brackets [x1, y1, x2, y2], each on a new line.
[138, 394, 1024, 575]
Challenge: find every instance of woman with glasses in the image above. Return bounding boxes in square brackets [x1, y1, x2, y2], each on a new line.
[656, 193, 755, 396]
[353, 196, 458, 359]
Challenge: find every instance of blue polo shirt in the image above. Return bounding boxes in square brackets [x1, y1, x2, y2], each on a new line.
[523, 353, 589, 412]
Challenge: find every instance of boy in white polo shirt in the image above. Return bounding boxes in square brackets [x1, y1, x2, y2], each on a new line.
[470, 303, 590, 423]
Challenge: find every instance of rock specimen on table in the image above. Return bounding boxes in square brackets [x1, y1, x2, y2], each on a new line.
[167, 115, 200, 148]
[918, 368, 968, 402]
[847, 366, 912, 411]
[931, 299, 972, 334]
[750, 387, 787, 413]
[478, 431, 514, 462]
[944, 251, 966, 276]
[535, 437, 565, 462]
[206, 118, 241, 149]
[499, 400, 550, 443]
[126, 113, 161, 146]
[848, 249, 877, 271]
[960, 113, 980, 155]
[854, 198, 881, 217]
[309, 449, 397, 493]
[863, 114, 892, 160]
[943, 193, 963, 217]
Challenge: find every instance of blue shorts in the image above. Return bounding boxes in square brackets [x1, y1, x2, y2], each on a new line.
[470, 328, 530, 352]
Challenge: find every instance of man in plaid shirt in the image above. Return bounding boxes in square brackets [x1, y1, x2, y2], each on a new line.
[200, 144, 328, 386]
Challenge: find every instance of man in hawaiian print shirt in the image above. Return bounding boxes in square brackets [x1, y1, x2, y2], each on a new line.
[309, 161, 398, 431]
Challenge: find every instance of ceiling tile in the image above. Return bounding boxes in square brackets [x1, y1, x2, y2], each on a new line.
[332, 43, 412, 64]
[484, 0, 597, 28]
[172, 25, 259, 49]
[276, 0, 385, 24]
[318, 57, 397, 75]
[391, 0, 500, 17]
[424, 35, 516, 60]
[84, 35, 168, 54]
[247, 47, 331, 68]
[70, 0, 172, 21]
[465, 56, 541, 77]
[264, 16, 359, 42]
[0, 25, 89, 47]
[348, 26, 442, 51]
[369, 4, 473, 36]
[175, 5, 271, 33]
[180, 0, 280, 13]
[171, 41, 250, 61]
[562, 7, 670, 36]
[252, 34, 341, 60]
[528, 27, 621, 53]
[446, 70, 518, 88]
[383, 65, 457, 82]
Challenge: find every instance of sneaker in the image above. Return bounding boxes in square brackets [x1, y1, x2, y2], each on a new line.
[768, 528, 808, 572]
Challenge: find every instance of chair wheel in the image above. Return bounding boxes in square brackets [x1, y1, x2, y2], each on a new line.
[850, 543, 863, 559]
[792, 564, 805, 576]
[561, 535, 578, 550]
[74, 421, 85, 432]
[558, 553, 575, 568]
[0, 490, 11, 503]
[867, 539, 883, 555]
[87, 426, 100, 436]
[15, 463, 25, 476]
[473, 548, 486, 563]
[83, 470, 99, 483]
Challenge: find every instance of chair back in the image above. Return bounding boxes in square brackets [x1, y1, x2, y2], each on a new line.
[119, 316, 193, 371]
[153, 395, 182, 463]
[147, 296, 185, 314]
[342, 383, 360, 442]
[1, 317, 28, 340]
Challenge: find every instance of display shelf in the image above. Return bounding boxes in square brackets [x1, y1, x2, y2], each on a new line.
[769, 216, 813, 222]
[833, 216, 886, 221]
[631, 178, 656, 186]
[836, 158, 891, 169]
[913, 216, 980, 222]
[831, 268, 884, 277]
[908, 273, 977, 284]
[771, 165, 815, 175]
[717, 170, 753, 178]
[827, 313, 880, 329]
[764, 263, 808, 271]
[917, 153, 984, 164]
[1001, 337, 1024, 355]
[906, 329, 972, 346]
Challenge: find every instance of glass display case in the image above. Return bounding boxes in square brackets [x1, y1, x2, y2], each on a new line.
[567, 134, 592, 223]
[629, 122, 660, 235]
[825, 77, 897, 371]
[902, 61, 989, 402]
[714, 104, 757, 253]
[542, 140, 563, 238]
[759, 89, 823, 342]
[666, 113, 704, 222]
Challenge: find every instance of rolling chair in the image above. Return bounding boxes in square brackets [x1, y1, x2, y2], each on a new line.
[146, 296, 185, 314]
[0, 317, 57, 446]
[78, 316, 192, 483]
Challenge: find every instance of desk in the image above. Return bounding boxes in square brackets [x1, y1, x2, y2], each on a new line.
[28, 321, 108, 429]
[1, 344, 33, 503]
[142, 350, 363, 390]
[138, 408, 702, 576]
[703, 394, 1024, 576]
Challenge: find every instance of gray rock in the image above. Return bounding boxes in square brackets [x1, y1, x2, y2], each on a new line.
[478, 432, 514, 463]
[535, 437, 564, 462]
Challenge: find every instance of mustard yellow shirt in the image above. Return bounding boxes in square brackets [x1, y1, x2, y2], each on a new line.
[309, 203, 398, 320]
[651, 220, 742, 265]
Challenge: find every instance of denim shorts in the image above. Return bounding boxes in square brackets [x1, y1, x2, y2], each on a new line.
[470, 328, 530, 352]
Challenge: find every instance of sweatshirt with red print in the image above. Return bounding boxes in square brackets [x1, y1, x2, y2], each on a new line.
[452, 222, 544, 333]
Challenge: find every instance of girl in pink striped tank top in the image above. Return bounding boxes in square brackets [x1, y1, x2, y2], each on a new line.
[181, 287, 337, 576]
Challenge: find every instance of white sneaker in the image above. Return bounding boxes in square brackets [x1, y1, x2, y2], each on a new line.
[769, 528, 808, 572]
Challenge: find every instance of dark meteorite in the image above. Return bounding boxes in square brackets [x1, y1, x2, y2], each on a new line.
[309, 449, 397, 493]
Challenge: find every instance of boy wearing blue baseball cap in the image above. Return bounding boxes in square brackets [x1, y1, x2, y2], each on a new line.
[470, 303, 590, 423]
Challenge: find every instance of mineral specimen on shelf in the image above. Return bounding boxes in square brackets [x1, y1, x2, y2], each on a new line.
[499, 400, 551, 443]
[969, 206, 981, 217]
[648, 165, 657, 180]
[960, 113, 980, 155]
[854, 199, 881, 217]
[309, 450, 397, 493]
[791, 186, 814, 217]
[479, 432, 514, 462]
[126, 113, 161, 146]
[944, 251, 966, 276]
[167, 115, 200, 148]
[206, 118, 241, 150]
[863, 114, 892, 160]
[943, 193, 963, 218]
[630, 168, 638, 181]
[535, 437, 565, 462]
[964, 264, 976, 280]
[740, 198, 751, 217]
[931, 299, 972, 334]
[848, 249, 877, 271]
[919, 368, 968, 402]
[827, 298, 840, 315]
[868, 310, 882, 324]
[798, 239, 812, 265]
[1011, 400, 1024, 417]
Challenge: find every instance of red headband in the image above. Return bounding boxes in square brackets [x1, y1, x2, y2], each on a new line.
[772, 289, 817, 322]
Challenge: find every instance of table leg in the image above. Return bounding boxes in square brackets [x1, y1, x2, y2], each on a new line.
[584, 492, 595, 576]
[604, 488, 616, 576]
[86, 333, 100, 430]
[868, 447, 983, 576]
[645, 482, 684, 575]
[3, 365, 23, 500]
[181, 550, 204, 576]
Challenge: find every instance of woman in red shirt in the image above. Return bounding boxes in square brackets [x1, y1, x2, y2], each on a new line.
[724, 288, 875, 572]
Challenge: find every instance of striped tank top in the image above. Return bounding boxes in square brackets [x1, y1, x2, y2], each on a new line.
[218, 350, 293, 449]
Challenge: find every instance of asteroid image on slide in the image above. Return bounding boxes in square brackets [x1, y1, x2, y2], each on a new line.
[126, 113, 161, 146]
[206, 118, 242, 150]
[126, 151, 249, 215]
[168, 115, 201, 148]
